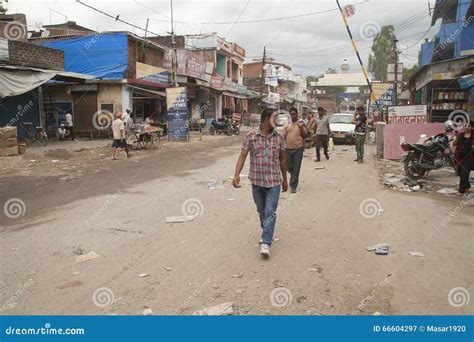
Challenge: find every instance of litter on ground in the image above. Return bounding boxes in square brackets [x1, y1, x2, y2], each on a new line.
[75, 251, 100, 263]
[193, 302, 234, 316]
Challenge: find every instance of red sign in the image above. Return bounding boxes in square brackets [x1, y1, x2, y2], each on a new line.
[342, 4, 356, 17]
[210, 74, 224, 89]
[232, 112, 243, 123]
[232, 43, 246, 58]
[163, 49, 206, 79]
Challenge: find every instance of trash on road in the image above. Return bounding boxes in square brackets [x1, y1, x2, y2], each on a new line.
[366, 243, 390, 252]
[436, 188, 458, 194]
[232, 272, 243, 278]
[165, 267, 173, 271]
[409, 185, 421, 192]
[227, 198, 234, 201]
[56, 280, 83, 289]
[75, 251, 100, 263]
[375, 246, 389, 255]
[314, 166, 325, 170]
[52, 160, 60, 163]
[139, 273, 150, 278]
[165, 216, 193, 223]
[193, 302, 234, 316]
[143, 308, 153, 315]
[409, 251, 424, 257]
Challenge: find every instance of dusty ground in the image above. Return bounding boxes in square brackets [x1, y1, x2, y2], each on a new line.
[0, 132, 473, 316]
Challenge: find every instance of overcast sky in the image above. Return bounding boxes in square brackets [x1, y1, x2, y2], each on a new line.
[8, 0, 438, 77]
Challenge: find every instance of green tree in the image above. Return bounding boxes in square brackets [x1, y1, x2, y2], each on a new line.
[368, 25, 398, 82]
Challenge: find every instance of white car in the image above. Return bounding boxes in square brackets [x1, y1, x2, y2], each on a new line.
[328, 113, 355, 144]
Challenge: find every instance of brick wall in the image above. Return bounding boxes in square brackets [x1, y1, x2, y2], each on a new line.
[8, 40, 64, 70]
[126, 37, 164, 78]
[243, 62, 262, 77]
[147, 35, 185, 49]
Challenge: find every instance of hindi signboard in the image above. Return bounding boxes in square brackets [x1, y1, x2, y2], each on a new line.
[166, 87, 188, 141]
[387, 105, 427, 124]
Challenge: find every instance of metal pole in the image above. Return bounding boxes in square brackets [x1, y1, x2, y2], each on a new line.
[393, 39, 399, 106]
[259, 46, 266, 109]
[144, 18, 149, 37]
[335, 0, 381, 113]
[170, 0, 178, 87]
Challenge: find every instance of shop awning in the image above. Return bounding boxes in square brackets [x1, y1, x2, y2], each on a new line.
[128, 85, 166, 97]
[458, 74, 474, 89]
[222, 91, 248, 100]
[0, 64, 95, 98]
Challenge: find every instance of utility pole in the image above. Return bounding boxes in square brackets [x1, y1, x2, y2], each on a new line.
[259, 46, 266, 109]
[170, 0, 178, 87]
[393, 39, 399, 106]
[144, 18, 149, 37]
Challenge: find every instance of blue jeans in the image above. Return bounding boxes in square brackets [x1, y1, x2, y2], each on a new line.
[252, 185, 281, 246]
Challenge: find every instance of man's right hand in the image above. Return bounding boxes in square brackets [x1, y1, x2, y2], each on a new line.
[232, 176, 241, 188]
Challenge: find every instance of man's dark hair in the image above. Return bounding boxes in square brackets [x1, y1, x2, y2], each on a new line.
[261, 107, 275, 122]
[317, 107, 324, 112]
[289, 106, 298, 114]
[356, 106, 365, 112]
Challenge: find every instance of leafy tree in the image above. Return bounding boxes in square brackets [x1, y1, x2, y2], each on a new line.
[0, 4, 6, 15]
[368, 25, 398, 82]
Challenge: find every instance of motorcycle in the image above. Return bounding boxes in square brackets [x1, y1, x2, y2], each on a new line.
[209, 119, 232, 136]
[401, 121, 456, 180]
[230, 121, 240, 135]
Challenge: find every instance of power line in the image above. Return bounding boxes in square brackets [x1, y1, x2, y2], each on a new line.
[225, 0, 250, 39]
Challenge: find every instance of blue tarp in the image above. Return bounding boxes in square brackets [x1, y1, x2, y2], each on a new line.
[37, 33, 128, 80]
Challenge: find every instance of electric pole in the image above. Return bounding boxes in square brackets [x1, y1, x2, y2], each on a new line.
[259, 46, 266, 109]
[170, 0, 178, 87]
[393, 39, 399, 106]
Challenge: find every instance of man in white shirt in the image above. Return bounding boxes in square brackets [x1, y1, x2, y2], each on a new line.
[112, 112, 131, 160]
[57, 124, 68, 141]
[65, 112, 74, 140]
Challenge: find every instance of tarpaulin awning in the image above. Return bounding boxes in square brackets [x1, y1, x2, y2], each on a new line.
[0, 64, 94, 98]
[128, 85, 166, 97]
[222, 91, 248, 99]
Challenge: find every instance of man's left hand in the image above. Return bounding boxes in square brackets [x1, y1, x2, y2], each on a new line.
[282, 180, 288, 192]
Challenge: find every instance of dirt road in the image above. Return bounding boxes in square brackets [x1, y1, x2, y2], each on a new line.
[1, 134, 473, 315]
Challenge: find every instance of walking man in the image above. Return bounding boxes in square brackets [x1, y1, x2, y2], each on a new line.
[65, 112, 74, 140]
[314, 107, 331, 162]
[112, 112, 131, 160]
[282, 107, 308, 193]
[352, 106, 367, 163]
[232, 108, 288, 258]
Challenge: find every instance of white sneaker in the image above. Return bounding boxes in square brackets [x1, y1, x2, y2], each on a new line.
[260, 244, 270, 257]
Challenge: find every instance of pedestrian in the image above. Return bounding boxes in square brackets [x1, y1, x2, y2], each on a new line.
[111, 112, 131, 160]
[65, 112, 74, 140]
[57, 124, 68, 141]
[314, 107, 331, 162]
[453, 121, 473, 195]
[282, 107, 308, 193]
[352, 106, 367, 163]
[232, 107, 288, 258]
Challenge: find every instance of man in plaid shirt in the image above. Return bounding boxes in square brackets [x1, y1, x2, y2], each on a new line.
[233, 108, 288, 258]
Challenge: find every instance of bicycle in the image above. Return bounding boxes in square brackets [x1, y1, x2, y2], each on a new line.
[20, 122, 48, 146]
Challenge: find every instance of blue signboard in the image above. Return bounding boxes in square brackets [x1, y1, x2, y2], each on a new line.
[166, 87, 188, 141]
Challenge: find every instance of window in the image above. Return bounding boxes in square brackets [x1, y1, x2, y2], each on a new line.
[100, 103, 114, 114]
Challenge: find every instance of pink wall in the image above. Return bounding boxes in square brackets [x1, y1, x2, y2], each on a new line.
[383, 123, 445, 160]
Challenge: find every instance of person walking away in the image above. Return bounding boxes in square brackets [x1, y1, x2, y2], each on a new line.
[112, 112, 131, 160]
[352, 106, 367, 163]
[65, 112, 74, 140]
[232, 108, 288, 258]
[57, 124, 68, 141]
[314, 107, 331, 162]
[453, 121, 473, 194]
[282, 107, 308, 193]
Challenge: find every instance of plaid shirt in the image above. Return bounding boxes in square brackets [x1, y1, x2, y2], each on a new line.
[242, 128, 285, 188]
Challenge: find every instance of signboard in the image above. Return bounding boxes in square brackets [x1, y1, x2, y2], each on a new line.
[387, 105, 427, 124]
[372, 82, 394, 107]
[185, 51, 206, 79]
[387, 63, 403, 82]
[0, 38, 9, 61]
[265, 76, 278, 87]
[136, 62, 169, 85]
[210, 74, 224, 89]
[166, 87, 188, 141]
[342, 4, 356, 17]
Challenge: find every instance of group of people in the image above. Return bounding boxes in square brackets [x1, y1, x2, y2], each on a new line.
[57, 112, 74, 141]
[232, 106, 368, 258]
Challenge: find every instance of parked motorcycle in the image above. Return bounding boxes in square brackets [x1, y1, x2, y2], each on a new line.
[230, 121, 240, 135]
[401, 121, 456, 180]
[209, 119, 232, 136]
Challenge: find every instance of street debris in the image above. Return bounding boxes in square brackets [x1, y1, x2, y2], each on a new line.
[315, 166, 325, 170]
[366, 243, 390, 252]
[142, 308, 153, 316]
[409, 251, 424, 257]
[436, 188, 458, 194]
[373, 311, 384, 316]
[207, 180, 226, 190]
[56, 280, 83, 289]
[165, 267, 173, 271]
[139, 273, 150, 278]
[193, 302, 234, 316]
[52, 159, 60, 163]
[375, 246, 389, 255]
[232, 272, 243, 278]
[296, 295, 307, 303]
[309, 264, 323, 273]
[72, 272, 80, 276]
[165, 216, 193, 223]
[75, 251, 100, 263]
[227, 198, 235, 201]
